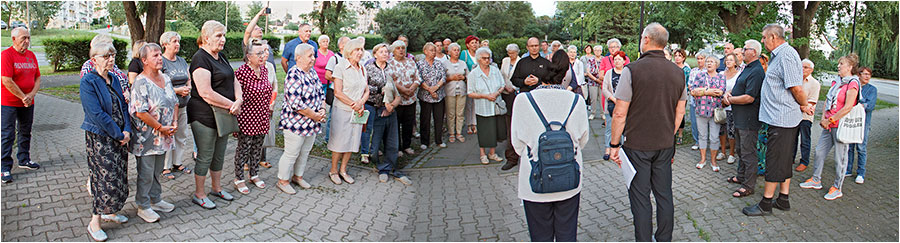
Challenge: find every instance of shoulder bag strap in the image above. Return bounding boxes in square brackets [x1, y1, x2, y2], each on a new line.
[561, 94, 579, 128]
[525, 92, 551, 130]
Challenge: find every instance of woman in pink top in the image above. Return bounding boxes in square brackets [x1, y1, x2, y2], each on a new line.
[314, 35, 335, 91]
[798, 54, 860, 201]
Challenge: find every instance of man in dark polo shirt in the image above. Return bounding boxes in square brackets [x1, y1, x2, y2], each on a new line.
[503, 37, 552, 170]
[723, 39, 765, 198]
[607, 23, 687, 242]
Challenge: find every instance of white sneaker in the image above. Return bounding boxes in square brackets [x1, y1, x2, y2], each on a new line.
[151, 200, 175, 213]
[420, 144, 428, 150]
[379, 174, 389, 183]
[855, 175, 864, 184]
[438, 143, 447, 148]
[360, 154, 370, 164]
[691, 145, 699, 150]
[404, 148, 415, 155]
[727, 155, 737, 164]
[137, 208, 160, 223]
[716, 153, 726, 160]
[588, 114, 595, 120]
[414, 132, 421, 138]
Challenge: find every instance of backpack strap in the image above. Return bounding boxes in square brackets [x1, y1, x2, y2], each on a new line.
[561, 94, 580, 128]
[525, 92, 551, 130]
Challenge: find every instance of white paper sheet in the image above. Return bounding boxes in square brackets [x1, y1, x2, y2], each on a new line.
[619, 148, 636, 189]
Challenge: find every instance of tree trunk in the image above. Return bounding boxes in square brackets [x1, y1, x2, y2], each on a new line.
[143, 1, 166, 43]
[792, 1, 820, 59]
[123, 1, 144, 43]
[717, 2, 766, 34]
[319, 1, 329, 35]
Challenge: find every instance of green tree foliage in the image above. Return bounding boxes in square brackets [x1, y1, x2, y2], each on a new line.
[107, 1, 126, 26]
[425, 14, 469, 43]
[302, 1, 377, 36]
[374, 6, 426, 51]
[556, 2, 640, 48]
[181, 1, 243, 33]
[831, 1, 899, 79]
[471, 1, 534, 39]
[3, 1, 63, 30]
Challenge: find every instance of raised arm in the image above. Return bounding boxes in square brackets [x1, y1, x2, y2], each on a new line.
[243, 4, 268, 46]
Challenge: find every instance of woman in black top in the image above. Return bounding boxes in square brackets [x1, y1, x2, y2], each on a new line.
[188, 20, 242, 209]
[127, 40, 146, 85]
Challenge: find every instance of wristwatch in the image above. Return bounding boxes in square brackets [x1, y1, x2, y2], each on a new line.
[609, 142, 621, 148]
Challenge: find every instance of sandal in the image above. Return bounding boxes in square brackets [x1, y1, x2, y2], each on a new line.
[712, 166, 720, 172]
[457, 135, 465, 143]
[259, 161, 272, 168]
[250, 176, 266, 189]
[695, 162, 706, 169]
[329, 172, 342, 185]
[732, 187, 754, 197]
[449, 136, 456, 143]
[340, 172, 355, 184]
[233, 180, 250, 194]
[172, 164, 192, 174]
[161, 169, 175, 180]
[726, 176, 741, 184]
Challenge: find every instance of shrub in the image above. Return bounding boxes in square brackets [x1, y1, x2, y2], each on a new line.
[44, 36, 128, 71]
[178, 33, 281, 63]
[487, 38, 528, 63]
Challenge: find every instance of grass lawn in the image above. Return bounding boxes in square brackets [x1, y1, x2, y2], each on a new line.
[39, 65, 80, 76]
[1, 29, 95, 46]
[40, 84, 80, 102]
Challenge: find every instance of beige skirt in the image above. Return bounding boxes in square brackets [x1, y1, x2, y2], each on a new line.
[327, 108, 363, 153]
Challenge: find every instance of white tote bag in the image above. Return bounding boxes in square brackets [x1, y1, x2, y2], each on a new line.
[835, 79, 865, 144]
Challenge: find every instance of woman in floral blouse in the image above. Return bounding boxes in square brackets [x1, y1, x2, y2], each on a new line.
[417, 43, 447, 149]
[385, 40, 421, 156]
[583, 45, 602, 120]
[129, 43, 178, 222]
[365, 43, 411, 185]
[690, 57, 726, 172]
[276, 43, 326, 194]
[232, 40, 274, 194]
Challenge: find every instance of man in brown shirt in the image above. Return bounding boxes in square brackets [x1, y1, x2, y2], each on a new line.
[607, 23, 687, 242]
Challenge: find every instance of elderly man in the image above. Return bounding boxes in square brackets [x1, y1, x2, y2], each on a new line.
[281, 23, 319, 72]
[718, 43, 735, 72]
[734, 48, 746, 70]
[741, 24, 811, 217]
[1, 27, 42, 183]
[723, 40, 765, 198]
[607, 23, 686, 242]
[793, 59, 820, 172]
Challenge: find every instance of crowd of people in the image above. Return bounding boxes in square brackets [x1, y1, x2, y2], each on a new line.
[0, 9, 882, 241]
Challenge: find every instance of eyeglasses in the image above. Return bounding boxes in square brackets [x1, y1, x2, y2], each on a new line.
[480, 57, 491, 60]
[96, 52, 116, 59]
[250, 51, 267, 56]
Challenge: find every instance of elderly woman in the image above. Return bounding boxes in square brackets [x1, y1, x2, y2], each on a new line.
[718, 54, 741, 164]
[129, 43, 178, 222]
[159, 31, 193, 180]
[799, 54, 861, 200]
[564, 46, 585, 96]
[690, 57, 726, 172]
[601, 51, 628, 160]
[467, 47, 507, 164]
[673, 49, 691, 144]
[549, 41, 562, 60]
[328, 38, 369, 185]
[500, 43, 520, 108]
[417, 43, 447, 149]
[127, 40, 147, 85]
[461, 36, 481, 134]
[314, 35, 335, 93]
[386, 40, 421, 156]
[580, 45, 601, 119]
[276, 43, 326, 194]
[481, 39, 490, 48]
[687, 51, 708, 150]
[188, 20, 239, 209]
[80, 42, 131, 241]
[230, 40, 274, 194]
[366, 43, 412, 185]
[510, 53, 588, 242]
[81, 34, 129, 100]
[445, 43, 469, 143]
[846, 66, 877, 183]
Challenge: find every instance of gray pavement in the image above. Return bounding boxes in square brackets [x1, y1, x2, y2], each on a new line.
[1, 93, 898, 241]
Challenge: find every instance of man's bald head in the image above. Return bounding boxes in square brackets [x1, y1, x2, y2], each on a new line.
[526, 37, 541, 58]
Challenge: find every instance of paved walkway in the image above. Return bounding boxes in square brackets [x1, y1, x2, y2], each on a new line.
[1, 94, 898, 241]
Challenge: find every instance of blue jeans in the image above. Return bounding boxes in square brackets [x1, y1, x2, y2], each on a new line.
[370, 107, 401, 176]
[847, 115, 871, 177]
[359, 104, 377, 154]
[689, 102, 699, 144]
[793, 120, 812, 165]
[1, 105, 34, 172]
[604, 113, 625, 149]
[322, 84, 333, 142]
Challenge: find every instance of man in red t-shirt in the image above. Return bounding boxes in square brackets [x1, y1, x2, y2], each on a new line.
[1, 27, 42, 183]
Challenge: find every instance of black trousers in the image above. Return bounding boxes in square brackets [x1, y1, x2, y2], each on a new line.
[502, 92, 520, 163]
[419, 100, 445, 146]
[624, 147, 674, 242]
[397, 103, 417, 150]
[523, 193, 580, 242]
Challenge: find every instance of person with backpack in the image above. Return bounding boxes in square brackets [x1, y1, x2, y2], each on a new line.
[510, 49, 589, 241]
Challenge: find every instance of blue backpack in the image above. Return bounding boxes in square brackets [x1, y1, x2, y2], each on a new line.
[525, 92, 581, 194]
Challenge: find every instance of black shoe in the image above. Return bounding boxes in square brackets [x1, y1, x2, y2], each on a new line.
[603, 154, 610, 160]
[500, 161, 518, 171]
[742, 204, 772, 216]
[1, 171, 11, 183]
[774, 195, 791, 211]
[17, 160, 40, 170]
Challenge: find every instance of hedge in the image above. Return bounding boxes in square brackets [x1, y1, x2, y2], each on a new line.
[178, 33, 282, 63]
[284, 34, 385, 53]
[44, 36, 128, 71]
